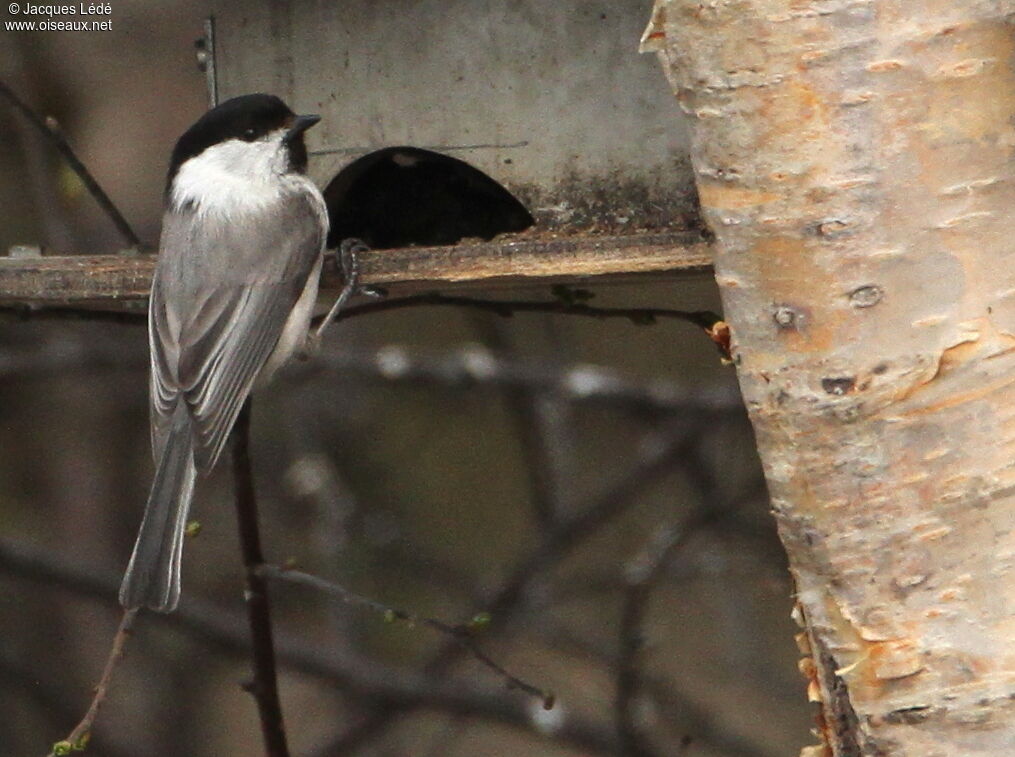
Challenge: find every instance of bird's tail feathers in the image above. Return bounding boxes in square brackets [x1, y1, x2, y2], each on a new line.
[119, 402, 196, 612]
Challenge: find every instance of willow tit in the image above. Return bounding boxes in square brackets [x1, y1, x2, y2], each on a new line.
[119, 94, 327, 612]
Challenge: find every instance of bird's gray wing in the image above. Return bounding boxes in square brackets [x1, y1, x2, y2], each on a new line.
[150, 191, 326, 472]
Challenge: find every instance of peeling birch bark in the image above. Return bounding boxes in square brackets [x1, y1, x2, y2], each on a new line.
[647, 2, 1015, 755]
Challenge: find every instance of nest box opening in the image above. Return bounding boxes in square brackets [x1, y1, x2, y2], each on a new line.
[323, 147, 535, 250]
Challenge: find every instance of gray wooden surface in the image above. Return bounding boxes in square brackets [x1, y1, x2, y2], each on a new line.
[211, 0, 698, 232]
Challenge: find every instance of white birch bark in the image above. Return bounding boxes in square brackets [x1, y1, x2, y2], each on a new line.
[645, 3, 1015, 754]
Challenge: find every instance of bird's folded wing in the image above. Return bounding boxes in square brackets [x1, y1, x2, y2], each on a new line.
[149, 193, 325, 472]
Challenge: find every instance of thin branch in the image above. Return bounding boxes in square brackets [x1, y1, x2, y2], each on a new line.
[2, 293, 720, 338]
[232, 400, 291, 757]
[472, 314, 564, 528]
[615, 446, 766, 757]
[0, 80, 142, 248]
[330, 291, 721, 332]
[47, 608, 137, 757]
[0, 657, 132, 757]
[509, 389, 564, 526]
[479, 426, 704, 621]
[258, 564, 554, 708]
[616, 525, 695, 757]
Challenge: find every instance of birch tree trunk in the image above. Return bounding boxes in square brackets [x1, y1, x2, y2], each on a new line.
[644, 2, 1015, 755]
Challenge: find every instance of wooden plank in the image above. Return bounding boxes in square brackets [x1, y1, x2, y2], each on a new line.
[212, 0, 699, 232]
[0, 231, 713, 308]
[0, 254, 156, 305]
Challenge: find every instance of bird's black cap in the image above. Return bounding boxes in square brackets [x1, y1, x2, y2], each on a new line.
[166, 94, 315, 189]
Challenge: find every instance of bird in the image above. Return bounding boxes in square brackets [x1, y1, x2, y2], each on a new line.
[119, 94, 328, 612]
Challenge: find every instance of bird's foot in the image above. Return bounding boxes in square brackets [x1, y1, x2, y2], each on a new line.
[316, 238, 377, 341]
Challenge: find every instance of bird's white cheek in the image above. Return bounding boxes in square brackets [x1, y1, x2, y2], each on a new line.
[170, 138, 286, 217]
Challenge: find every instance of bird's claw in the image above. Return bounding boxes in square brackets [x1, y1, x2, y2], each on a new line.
[336, 238, 368, 284]
[316, 238, 372, 340]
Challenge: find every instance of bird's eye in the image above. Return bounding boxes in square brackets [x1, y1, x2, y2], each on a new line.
[243, 127, 258, 141]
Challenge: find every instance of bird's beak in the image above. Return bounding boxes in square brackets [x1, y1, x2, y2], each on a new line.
[284, 114, 321, 143]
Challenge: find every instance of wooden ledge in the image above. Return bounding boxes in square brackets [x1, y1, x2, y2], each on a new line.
[0, 231, 713, 309]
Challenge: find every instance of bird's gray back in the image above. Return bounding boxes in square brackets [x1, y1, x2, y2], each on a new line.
[150, 187, 326, 470]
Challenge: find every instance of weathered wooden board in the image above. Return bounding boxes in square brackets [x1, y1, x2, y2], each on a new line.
[0, 232, 713, 306]
[210, 0, 698, 233]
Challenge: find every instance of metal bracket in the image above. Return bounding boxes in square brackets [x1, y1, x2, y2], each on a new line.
[196, 16, 219, 108]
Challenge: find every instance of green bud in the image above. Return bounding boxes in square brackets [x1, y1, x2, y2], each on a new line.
[468, 612, 492, 632]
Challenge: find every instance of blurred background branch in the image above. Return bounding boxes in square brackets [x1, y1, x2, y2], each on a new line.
[0, 80, 141, 248]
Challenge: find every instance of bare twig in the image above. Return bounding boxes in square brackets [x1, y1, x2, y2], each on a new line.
[481, 427, 704, 621]
[258, 564, 554, 708]
[472, 314, 564, 527]
[3, 293, 721, 343]
[328, 291, 720, 332]
[47, 608, 137, 757]
[0, 80, 142, 248]
[616, 525, 694, 757]
[232, 400, 290, 757]
[615, 444, 766, 757]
